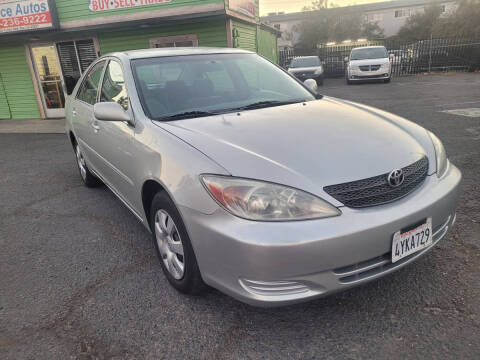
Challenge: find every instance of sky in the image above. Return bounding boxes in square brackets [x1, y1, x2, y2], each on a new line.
[259, 0, 389, 16]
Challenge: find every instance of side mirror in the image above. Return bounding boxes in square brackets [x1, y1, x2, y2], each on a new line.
[344, 56, 349, 63]
[304, 78, 318, 93]
[94, 102, 132, 123]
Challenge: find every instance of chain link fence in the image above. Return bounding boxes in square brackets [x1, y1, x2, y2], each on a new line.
[279, 38, 480, 78]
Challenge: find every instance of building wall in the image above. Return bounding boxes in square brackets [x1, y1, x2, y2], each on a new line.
[257, 26, 278, 63]
[364, 2, 458, 37]
[0, 43, 41, 119]
[263, 0, 458, 46]
[232, 20, 257, 52]
[98, 19, 228, 54]
[274, 19, 302, 49]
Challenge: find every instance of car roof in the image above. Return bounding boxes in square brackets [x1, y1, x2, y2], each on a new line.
[351, 46, 386, 51]
[106, 47, 254, 60]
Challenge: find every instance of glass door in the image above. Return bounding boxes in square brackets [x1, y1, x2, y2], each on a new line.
[31, 45, 65, 118]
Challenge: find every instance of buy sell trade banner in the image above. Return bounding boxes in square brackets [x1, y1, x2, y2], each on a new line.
[89, 0, 172, 11]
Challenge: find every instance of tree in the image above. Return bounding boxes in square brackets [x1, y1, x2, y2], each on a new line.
[302, 0, 328, 11]
[397, 3, 443, 41]
[296, 8, 385, 48]
[362, 21, 385, 40]
[435, 0, 480, 38]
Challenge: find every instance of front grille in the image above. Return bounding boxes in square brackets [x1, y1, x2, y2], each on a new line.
[359, 65, 381, 71]
[324, 156, 429, 208]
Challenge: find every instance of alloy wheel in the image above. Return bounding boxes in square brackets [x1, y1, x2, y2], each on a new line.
[154, 209, 185, 280]
[75, 145, 87, 180]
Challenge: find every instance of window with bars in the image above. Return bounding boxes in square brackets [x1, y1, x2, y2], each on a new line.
[57, 39, 97, 95]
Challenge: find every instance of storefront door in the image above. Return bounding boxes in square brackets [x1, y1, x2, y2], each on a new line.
[31, 45, 66, 118]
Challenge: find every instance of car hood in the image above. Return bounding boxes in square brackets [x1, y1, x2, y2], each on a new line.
[350, 58, 390, 66]
[155, 97, 432, 205]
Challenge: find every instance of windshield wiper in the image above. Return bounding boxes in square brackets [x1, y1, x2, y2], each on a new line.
[231, 100, 307, 112]
[157, 111, 219, 121]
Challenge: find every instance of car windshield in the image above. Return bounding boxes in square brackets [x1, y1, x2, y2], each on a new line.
[132, 53, 315, 121]
[289, 57, 321, 68]
[350, 48, 388, 60]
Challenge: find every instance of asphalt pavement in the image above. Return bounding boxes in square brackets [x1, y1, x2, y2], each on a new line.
[1, 73, 479, 359]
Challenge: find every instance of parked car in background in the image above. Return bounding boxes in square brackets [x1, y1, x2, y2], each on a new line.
[389, 50, 405, 66]
[66, 47, 461, 307]
[287, 56, 324, 85]
[345, 46, 392, 84]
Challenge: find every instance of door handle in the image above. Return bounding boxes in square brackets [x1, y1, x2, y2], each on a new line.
[72, 110, 77, 116]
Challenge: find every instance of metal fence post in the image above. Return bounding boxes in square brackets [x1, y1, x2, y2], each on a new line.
[428, 33, 433, 73]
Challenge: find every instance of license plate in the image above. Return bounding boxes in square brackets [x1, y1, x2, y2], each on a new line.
[392, 218, 433, 263]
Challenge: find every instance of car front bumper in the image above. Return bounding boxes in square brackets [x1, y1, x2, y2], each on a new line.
[349, 68, 390, 80]
[181, 164, 461, 307]
[291, 73, 323, 82]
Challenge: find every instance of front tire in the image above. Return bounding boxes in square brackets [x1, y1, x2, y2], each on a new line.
[150, 191, 206, 294]
[74, 143, 102, 188]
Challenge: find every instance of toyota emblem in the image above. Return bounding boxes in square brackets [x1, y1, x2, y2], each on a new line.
[387, 169, 404, 187]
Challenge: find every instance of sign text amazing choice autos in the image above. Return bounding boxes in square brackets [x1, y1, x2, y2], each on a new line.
[89, 0, 171, 11]
[0, 0, 55, 33]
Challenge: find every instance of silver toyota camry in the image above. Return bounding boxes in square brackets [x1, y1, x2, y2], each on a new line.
[65, 48, 461, 306]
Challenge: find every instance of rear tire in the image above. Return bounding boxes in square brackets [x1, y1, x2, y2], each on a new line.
[150, 191, 206, 295]
[74, 143, 102, 188]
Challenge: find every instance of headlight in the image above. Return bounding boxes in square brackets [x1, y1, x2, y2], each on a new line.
[314, 66, 323, 75]
[428, 131, 448, 178]
[201, 175, 341, 221]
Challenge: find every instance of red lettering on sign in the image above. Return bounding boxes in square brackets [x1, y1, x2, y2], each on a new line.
[0, 11, 51, 30]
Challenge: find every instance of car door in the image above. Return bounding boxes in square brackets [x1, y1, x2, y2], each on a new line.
[89, 59, 138, 211]
[72, 60, 106, 172]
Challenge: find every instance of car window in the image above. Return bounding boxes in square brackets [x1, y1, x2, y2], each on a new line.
[290, 57, 321, 68]
[100, 60, 129, 110]
[132, 53, 315, 120]
[77, 61, 106, 105]
[350, 48, 388, 60]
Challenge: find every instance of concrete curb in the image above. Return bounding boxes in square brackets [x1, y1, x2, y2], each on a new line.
[0, 119, 66, 134]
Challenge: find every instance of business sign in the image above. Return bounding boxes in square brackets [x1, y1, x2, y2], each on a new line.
[89, 0, 171, 12]
[0, 0, 57, 34]
[229, 0, 255, 18]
